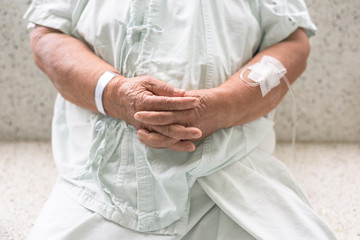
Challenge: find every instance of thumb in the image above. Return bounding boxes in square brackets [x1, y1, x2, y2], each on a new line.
[148, 78, 185, 97]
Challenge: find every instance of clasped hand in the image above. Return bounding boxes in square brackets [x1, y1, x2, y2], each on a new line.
[103, 75, 226, 152]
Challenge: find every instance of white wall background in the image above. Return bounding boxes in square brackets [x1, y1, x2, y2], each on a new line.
[0, 0, 359, 142]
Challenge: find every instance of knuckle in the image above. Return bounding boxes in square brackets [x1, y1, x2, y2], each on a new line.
[146, 132, 172, 148]
[184, 111, 197, 127]
[156, 98, 165, 109]
[141, 76, 155, 89]
[172, 125, 185, 139]
[169, 125, 180, 138]
[163, 97, 174, 110]
[147, 133, 157, 143]
[163, 83, 172, 92]
[159, 114, 169, 125]
[136, 94, 149, 111]
[163, 97, 170, 106]
[145, 75, 154, 81]
[161, 125, 171, 137]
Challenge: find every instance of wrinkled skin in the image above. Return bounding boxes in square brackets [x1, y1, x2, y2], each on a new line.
[103, 75, 203, 151]
[30, 25, 309, 153]
[135, 88, 228, 150]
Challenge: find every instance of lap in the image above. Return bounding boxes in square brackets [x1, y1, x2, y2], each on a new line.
[198, 147, 337, 240]
[27, 180, 256, 240]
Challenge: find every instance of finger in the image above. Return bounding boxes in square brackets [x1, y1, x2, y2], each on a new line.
[145, 78, 186, 97]
[137, 129, 178, 148]
[135, 111, 188, 125]
[138, 129, 196, 152]
[143, 96, 199, 111]
[150, 125, 202, 140]
[168, 141, 196, 152]
[135, 111, 176, 125]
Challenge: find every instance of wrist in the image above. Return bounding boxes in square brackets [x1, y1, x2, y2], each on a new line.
[212, 86, 236, 129]
[102, 74, 126, 116]
[94, 71, 120, 115]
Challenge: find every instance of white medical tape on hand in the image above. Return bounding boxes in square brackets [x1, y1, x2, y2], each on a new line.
[240, 55, 287, 97]
[95, 71, 119, 115]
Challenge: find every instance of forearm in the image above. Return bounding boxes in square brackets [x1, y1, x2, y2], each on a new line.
[30, 25, 121, 113]
[31, 26, 202, 151]
[218, 28, 310, 128]
[130, 29, 311, 150]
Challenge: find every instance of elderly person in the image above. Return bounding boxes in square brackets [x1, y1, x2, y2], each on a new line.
[24, 0, 337, 239]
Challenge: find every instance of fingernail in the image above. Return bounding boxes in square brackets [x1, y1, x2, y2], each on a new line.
[187, 145, 196, 152]
[138, 129, 148, 135]
[134, 113, 141, 120]
[192, 131, 201, 138]
[174, 88, 185, 94]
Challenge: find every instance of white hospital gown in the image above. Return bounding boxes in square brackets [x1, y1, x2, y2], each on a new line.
[24, 0, 337, 239]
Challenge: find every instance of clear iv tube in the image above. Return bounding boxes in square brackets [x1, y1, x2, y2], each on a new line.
[282, 75, 297, 163]
[240, 68, 297, 163]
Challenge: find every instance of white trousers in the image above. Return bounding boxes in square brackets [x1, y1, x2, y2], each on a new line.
[27, 179, 258, 240]
[28, 129, 337, 240]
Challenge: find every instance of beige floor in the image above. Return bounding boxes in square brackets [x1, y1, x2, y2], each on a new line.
[0, 141, 359, 240]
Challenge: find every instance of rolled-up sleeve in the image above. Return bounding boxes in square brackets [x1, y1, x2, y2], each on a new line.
[23, 0, 79, 35]
[258, 0, 317, 51]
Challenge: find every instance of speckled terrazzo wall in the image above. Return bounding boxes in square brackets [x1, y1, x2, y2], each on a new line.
[275, 0, 360, 142]
[0, 0, 56, 141]
[0, 0, 359, 141]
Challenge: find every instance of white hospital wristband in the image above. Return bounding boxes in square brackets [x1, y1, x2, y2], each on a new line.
[94, 71, 119, 115]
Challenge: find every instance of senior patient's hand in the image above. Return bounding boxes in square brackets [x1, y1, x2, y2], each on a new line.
[103, 75, 203, 151]
[134, 88, 228, 151]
